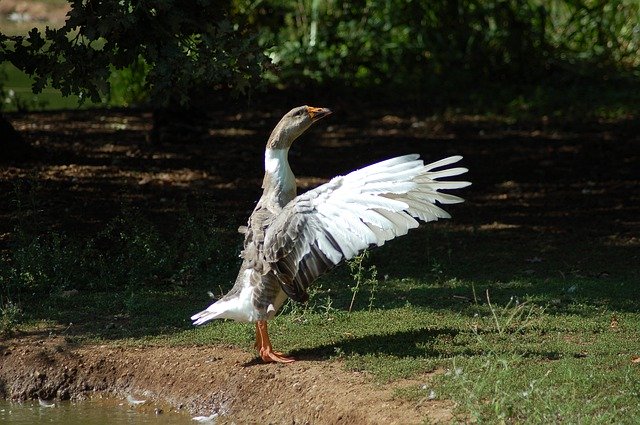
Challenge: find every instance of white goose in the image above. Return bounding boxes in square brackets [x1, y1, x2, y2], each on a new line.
[191, 106, 471, 363]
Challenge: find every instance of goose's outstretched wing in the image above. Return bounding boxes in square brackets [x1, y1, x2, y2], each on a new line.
[262, 154, 471, 302]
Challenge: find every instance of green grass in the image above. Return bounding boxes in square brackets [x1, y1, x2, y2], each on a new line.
[2, 161, 639, 423]
[2, 205, 638, 423]
[1, 62, 90, 111]
[12, 263, 639, 422]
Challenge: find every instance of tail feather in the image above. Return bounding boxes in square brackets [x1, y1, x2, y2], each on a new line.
[191, 301, 228, 325]
[191, 311, 221, 326]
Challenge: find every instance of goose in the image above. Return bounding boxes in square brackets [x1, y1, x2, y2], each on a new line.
[191, 106, 471, 363]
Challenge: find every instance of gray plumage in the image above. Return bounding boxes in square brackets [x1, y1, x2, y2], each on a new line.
[191, 106, 470, 328]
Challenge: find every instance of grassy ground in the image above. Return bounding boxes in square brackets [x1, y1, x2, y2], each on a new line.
[3, 181, 638, 423]
[1, 83, 639, 422]
[7, 234, 640, 422]
[1, 62, 87, 111]
[1, 2, 638, 422]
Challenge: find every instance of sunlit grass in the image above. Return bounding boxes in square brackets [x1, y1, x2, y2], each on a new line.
[9, 221, 638, 422]
[1, 62, 91, 111]
[18, 260, 637, 422]
[1, 125, 638, 423]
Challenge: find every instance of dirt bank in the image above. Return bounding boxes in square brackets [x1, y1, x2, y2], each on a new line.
[0, 334, 453, 424]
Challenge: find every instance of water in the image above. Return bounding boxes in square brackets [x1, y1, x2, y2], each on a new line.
[0, 398, 200, 424]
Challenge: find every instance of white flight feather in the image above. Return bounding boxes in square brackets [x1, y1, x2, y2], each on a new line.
[346, 154, 420, 179]
[293, 155, 468, 266]
[194, 153, 470, 326]
[423, 155, 463, 170]
[427, 167, 469, 179]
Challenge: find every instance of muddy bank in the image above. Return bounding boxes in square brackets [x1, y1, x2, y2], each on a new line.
[0, 335, 453, 424]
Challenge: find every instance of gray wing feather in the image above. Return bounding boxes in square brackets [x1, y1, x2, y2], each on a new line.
[263, 155, 470, 302]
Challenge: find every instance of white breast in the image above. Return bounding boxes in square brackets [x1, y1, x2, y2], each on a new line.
[265, 148, 295, 193]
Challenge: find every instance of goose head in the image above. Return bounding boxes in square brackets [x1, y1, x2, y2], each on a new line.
[266, 105, 332, 149]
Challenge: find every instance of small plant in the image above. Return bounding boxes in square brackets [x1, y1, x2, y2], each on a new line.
[347, 250, 379, 313]
[482, 290, 543, 336]
[319, 289, 336, 319]
[429, 258, 445, 283]
[467, 290, 547, 359]
[279, 283, 335, 321]
[0, 300, 22, 336]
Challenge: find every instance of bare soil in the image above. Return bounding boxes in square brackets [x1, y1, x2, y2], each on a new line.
[0, 0, 70, 34]
[1, 105, 638, 423]
[0, 334, 452, 424]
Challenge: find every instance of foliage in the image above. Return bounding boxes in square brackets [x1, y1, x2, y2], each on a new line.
[244, 0, 640, 89]
[2, 0, 639, 109]
[108, 57, 151, 107]
[0, 183, 232, 306]
[347, 249, 379, 312]
[0, 300, 22, 336]
[0, 0, 269, 106]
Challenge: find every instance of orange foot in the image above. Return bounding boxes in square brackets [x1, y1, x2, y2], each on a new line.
[255, 320, 295, 364]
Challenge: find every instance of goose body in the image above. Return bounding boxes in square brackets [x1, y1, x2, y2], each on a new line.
[191, 106, 471, 363]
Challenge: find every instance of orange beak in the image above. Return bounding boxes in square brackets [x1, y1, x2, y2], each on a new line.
[307, 106, 332, 122]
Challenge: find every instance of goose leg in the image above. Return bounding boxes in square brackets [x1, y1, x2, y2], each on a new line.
[255, 320, 295, 363]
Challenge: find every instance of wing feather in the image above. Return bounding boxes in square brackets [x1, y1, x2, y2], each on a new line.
[264, 155, 470, 300]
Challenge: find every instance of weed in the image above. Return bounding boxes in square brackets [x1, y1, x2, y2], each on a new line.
[482, 290, 544, 337]
[0, 300, 22, 336]
[2, 200, 231, 299]
[429, 258, 445, 281]
[347, 250, 379, 313]
[320, 292, 336, 319]
[280, 283, 337, 322]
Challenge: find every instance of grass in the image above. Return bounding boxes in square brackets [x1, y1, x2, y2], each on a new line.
[1, 34, 638, 419]
[1, 197, 638, 423]
[1, 62, 90, 111]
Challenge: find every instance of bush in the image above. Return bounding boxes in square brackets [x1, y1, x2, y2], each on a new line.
[108, 56, 151, 107]
[242, 0, 640, 89]
[0, 207, 230, 299]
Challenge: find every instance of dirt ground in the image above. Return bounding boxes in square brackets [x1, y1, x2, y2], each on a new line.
[0, 0, 69, 34]
[1, 107, 638, 249]
[0, 334, 453, 424]
[0, 105, 638, 423]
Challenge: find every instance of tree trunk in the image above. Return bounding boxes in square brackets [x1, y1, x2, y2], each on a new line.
[0, 113, 33, 162]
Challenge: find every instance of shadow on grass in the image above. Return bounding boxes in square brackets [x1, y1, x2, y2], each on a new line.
[290, 327, 459, 360]
[282, 327, 564, 364]
[240, 327, 462, 367]
[2, 103, 638, 344]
